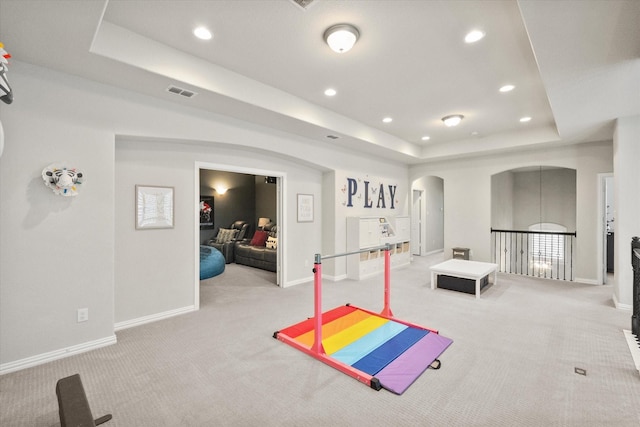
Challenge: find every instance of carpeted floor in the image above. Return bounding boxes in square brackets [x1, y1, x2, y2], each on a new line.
[1, 254, 639, 426]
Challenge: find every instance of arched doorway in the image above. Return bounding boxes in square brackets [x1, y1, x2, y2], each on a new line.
[491, 166, 577, 280]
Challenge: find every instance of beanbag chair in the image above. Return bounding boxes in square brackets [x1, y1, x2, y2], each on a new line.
[200, 245, 225, 279]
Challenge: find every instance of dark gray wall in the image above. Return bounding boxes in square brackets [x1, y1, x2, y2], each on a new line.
[200, 170, 256, 243]
[255, 176, 277, 226]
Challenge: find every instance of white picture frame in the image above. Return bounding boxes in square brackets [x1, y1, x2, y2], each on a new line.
[297, 193, 314, 223]
[136, 185, 174, 229]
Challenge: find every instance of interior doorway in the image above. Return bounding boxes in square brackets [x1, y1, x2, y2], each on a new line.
[411, 176, 444, 256]
[195, 161, 285, 309]
[599, 173, 614, 284]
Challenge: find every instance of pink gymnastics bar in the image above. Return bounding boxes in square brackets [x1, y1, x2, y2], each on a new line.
[275, 245, 397, 390]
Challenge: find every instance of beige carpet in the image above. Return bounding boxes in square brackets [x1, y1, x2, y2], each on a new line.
[1, 255, 639, 426]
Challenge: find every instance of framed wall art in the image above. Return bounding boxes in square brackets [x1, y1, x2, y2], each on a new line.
[297, 193, 314, 223]
[199, 196, 214, 229]
[135, 185, 174, 229]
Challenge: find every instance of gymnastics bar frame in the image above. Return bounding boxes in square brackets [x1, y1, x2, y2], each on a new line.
[273, 244, 439, 391]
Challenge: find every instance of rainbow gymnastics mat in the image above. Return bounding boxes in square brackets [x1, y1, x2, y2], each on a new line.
[274, 304, 453, 394]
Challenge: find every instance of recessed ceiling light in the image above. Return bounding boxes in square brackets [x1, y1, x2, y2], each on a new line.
[324, 88, 337, 96]
[382, 117, 393, 123]
[193, 26, 212, 40]
[520, 116, 532, 122]
[464, 30, 485, 43]
[442, 114, 464, 127]
[421, 136, 431, 141]
[471, 131, 479, 136]
[499, 84, 515, 92]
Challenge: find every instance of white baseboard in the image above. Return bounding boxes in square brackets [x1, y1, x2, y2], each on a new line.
[283, 276, 313, 287]
[423, 249, 444, 256]
[323, 273, 348, 282]
[114, 305, 196, 331]
[574, 277, 600, 285]
[623, 330, 640, 375]
[0, 335, 117, 375]
[613, 293, 633, 311]
[282, 273, 348, 287]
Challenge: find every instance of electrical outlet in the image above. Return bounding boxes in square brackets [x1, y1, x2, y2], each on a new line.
[77, 308, 88, 323]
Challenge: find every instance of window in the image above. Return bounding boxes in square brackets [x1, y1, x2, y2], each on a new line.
[529, 223, 566, 266]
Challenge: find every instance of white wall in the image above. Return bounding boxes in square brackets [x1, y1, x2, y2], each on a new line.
[0, 61, 407, 371]
[410, 141, 613, 281]
[0, 69, 116, 370]
[613, 115, 640, 308]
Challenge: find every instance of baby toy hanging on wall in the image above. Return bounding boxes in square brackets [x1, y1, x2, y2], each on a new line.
[42, 164, 84, 196]
[0, 41, 12, 105]
[0, 41, 13, 159]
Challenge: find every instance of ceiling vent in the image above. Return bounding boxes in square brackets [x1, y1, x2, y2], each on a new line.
[166, 85, 197, 98]
[290, 0, 316, 10]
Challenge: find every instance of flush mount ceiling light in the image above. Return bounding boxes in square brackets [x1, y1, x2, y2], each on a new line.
[442, 114, 464, 127]
[464, 30, 485, 43]
[193, 26, 212, 40]
[324, 24, 360, 53]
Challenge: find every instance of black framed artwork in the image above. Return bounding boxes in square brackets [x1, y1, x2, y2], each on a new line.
[199, 196, 214, 229]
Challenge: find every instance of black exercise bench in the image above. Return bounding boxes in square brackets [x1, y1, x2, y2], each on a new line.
[56, 374, 112, 427]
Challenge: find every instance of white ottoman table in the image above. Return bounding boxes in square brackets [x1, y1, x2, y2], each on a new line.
[430, 259, 498, 299]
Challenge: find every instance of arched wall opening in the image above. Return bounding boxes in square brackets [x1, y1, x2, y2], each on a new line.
[491, 166, 577, 280]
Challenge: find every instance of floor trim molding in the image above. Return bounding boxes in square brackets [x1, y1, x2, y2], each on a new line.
[623, 329, 640, 375]
[114, 305, 196, 331]
[613, 293, 632, 311]
[0, 335, 117, 375]
[574, 277, 599, 285]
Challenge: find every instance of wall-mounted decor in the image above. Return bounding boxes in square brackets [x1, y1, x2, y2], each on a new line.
[297, 193, 314, 222]
[200, 196, 214, 229]
[339, 174, 399, 209]
[42, 164, 84, 196]
[0, 41, 13, 105]
[136, 185, 174, 229]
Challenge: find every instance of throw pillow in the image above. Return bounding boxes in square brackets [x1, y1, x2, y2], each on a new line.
[250, 230, 269, 247]
[266, 236, 278, 249]
[215, 228, 238, 244]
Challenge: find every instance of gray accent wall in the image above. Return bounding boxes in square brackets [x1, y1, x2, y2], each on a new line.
[513, 168, 576, 231]
[492, 168, 576, 231]
[199, 170, 257, 243]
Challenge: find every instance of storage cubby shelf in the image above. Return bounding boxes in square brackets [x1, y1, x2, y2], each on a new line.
[347, 216, 411, 280]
